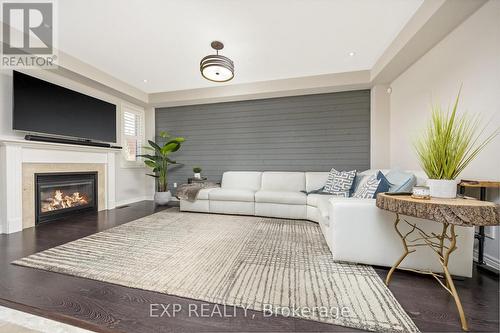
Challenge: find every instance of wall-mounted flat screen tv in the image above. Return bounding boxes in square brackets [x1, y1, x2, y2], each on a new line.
[13, 71, 117, 143]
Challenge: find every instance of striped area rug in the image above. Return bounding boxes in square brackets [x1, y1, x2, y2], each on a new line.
[14, 209, 418, 332]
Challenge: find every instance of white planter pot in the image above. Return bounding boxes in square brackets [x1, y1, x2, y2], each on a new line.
[427, 179, 457, 198]
[154, 191, 172, 205]
[194, 173, 201, 179]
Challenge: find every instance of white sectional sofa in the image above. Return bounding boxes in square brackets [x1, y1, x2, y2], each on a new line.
[180, 170, 474, 277]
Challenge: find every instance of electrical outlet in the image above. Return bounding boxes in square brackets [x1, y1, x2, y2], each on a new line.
[173, 182, 177, 188]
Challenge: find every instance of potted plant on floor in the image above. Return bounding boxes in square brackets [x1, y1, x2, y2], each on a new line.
[139, 131, 185, 205]
[414, 89, 499, 198]
[193, 166, 202, 179]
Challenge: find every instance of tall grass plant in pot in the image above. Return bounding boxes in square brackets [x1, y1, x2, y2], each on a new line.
[414, 89, 499, 198]
[138, 131, 185, 205]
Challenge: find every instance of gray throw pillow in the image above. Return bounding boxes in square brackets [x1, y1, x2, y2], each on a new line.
[353, 175, 381, 199]
[352, 173, 368, 194]
[323, 168, 356, 197]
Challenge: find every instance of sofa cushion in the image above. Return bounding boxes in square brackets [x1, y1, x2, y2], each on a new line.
[261, 172, 305, 192]
[255, 190, 306, 205]
[196, 188, 215, 200]
[307, 193, 335, 207]
[208, 188, 255, 202]
[305, 172, 330, 192]
[221, 171, 262, 191]
[323, 169, 356, 197]
[255, 202, 307, 220]
[210, 201, 255, 215]
[307, 194, 336, 219]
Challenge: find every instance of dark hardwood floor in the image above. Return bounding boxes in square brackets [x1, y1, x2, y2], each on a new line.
[0, 201, 498, 332]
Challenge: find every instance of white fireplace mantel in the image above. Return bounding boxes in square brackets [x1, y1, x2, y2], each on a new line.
[0, 137, 118, 234]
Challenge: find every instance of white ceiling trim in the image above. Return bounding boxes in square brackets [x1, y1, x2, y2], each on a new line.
[149, 70, 370, 108]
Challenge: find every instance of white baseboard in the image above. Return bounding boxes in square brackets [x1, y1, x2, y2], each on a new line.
[473, 250, 500, 270]
[115, 195, 179, 207]
[115, 195, 154, 207]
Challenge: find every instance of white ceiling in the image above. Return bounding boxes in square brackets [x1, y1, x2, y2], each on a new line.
[58, 0, 423, 93]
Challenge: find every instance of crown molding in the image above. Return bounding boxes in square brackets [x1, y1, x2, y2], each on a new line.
[54, 51, 149, 106]
[149, 70, 371, 108]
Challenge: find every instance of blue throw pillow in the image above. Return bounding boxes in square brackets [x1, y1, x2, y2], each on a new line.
[375, 171, 391, 195]
[385, 170, 417, 192]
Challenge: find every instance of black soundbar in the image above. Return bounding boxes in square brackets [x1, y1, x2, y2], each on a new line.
[25, 135, 122, 149]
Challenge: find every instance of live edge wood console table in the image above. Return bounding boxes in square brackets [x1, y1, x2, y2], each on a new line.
[376, 193, 499, 331]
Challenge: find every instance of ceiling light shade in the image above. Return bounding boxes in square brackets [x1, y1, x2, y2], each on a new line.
[200, 41, 234, 82]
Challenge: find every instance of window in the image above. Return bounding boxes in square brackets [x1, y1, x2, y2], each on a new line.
[121, 103, 145, 165]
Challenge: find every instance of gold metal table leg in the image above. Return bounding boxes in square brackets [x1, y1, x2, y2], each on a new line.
[441, 224, 468, 331]
[386, 214, 469, 331]
[386, 214, 415, 285]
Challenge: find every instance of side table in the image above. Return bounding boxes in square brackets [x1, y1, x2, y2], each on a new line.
[188, 177, 208, 184]
[459, 180, 500, 274]
[376, 193, 499, 331]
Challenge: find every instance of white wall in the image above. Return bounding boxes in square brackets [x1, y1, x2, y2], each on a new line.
[0, 71, 15, 139]
[370, 85, 391, 169]
[0, 69, 154, 206]
[389, 0, 500, 268]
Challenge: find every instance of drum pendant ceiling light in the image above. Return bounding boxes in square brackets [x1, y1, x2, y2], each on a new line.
[200, 41, 234, 82]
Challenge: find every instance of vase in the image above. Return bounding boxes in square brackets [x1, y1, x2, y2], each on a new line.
[154, 191, 172, 205]
[427, 179, 457, 198]
[194, 173, 201, 179]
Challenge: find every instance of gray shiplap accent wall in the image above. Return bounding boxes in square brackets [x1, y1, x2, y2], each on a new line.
[155, 90, 370, 189]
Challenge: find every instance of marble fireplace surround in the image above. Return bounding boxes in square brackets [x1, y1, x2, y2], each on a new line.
[0, 138, 117, 234]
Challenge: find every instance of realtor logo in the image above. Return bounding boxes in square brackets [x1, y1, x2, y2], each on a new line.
[1, 0, 57, 68]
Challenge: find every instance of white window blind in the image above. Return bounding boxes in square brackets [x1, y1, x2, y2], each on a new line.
[122, 104, 145, 163]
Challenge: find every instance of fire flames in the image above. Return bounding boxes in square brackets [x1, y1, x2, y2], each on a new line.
[41, 190, 89, 212]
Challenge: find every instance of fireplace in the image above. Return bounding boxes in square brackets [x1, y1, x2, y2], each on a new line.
[35, 172, 98, 224]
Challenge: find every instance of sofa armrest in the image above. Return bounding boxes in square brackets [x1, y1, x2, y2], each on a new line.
[327, 197, 379, 222]
[327, 198, 385, 261]
[326, 197, 474, 277]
